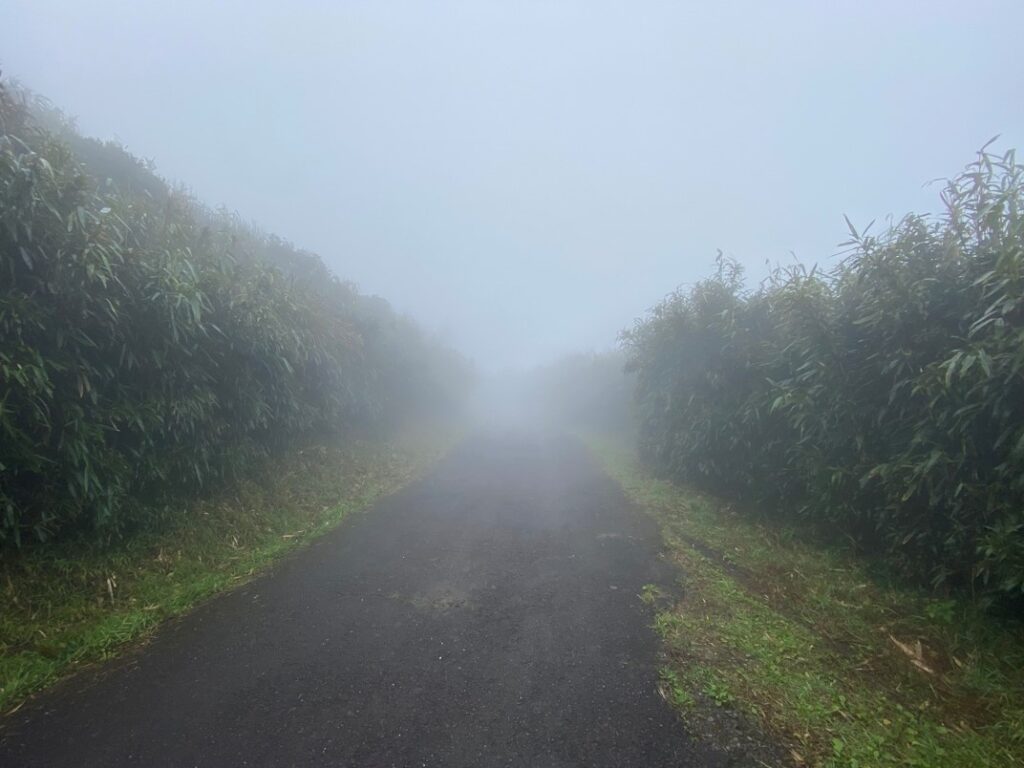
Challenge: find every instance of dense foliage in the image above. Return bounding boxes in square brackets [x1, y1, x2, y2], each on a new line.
[0, 82, 470, 544]
[624, 149, 1024, 601]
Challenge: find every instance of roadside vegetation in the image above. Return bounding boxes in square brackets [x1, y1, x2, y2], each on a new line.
[591, 437, 1024, 767]
[623, 148, 1024, 608]
[0, 79, 471, 546]
[551, 148, 1024, 765]
[1, 431, 454, 713]
[0, 80, 470, 710]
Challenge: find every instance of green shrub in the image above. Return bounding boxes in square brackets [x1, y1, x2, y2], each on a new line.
[0, 81, 469, 544]
[623, 147, 1024, 603]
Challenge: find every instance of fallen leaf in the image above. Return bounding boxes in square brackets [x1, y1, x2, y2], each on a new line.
[889, 635, 934, 674]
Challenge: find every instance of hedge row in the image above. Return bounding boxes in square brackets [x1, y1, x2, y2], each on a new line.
[0, 83, 470, 543]
[624, 149, 1024, 601]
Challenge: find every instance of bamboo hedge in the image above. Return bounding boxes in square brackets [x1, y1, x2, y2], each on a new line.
[624, 148, 1024, 602]
[0, 82, 470, 545]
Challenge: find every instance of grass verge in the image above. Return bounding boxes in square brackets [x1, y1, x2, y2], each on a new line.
[0, 428, 454, 714]
[588, 435, 1024, 768]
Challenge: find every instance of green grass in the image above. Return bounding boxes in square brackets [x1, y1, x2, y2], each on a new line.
[588, 435, 1024, 767]
[0, 429, 455, 714]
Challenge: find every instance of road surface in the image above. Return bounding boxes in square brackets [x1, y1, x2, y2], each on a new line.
[0, 433, 730, 767]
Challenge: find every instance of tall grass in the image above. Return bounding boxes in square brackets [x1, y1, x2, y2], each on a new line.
[0, 81, 471, 545]
[623, 147, 1024, 604]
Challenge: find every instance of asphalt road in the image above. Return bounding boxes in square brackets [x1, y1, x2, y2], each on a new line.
[0, 433, 729, 767]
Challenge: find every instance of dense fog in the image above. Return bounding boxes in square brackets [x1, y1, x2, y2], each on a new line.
[3, 9, 1024, 763]
[4, 1, 1022, 373]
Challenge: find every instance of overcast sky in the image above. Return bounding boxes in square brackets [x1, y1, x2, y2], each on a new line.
[3, 1, 1022, 370]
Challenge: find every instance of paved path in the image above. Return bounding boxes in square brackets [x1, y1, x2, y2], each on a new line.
[0, 433, 727, 767]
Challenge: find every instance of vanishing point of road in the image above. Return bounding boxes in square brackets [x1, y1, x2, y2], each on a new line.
[0, 433, 731, 767]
